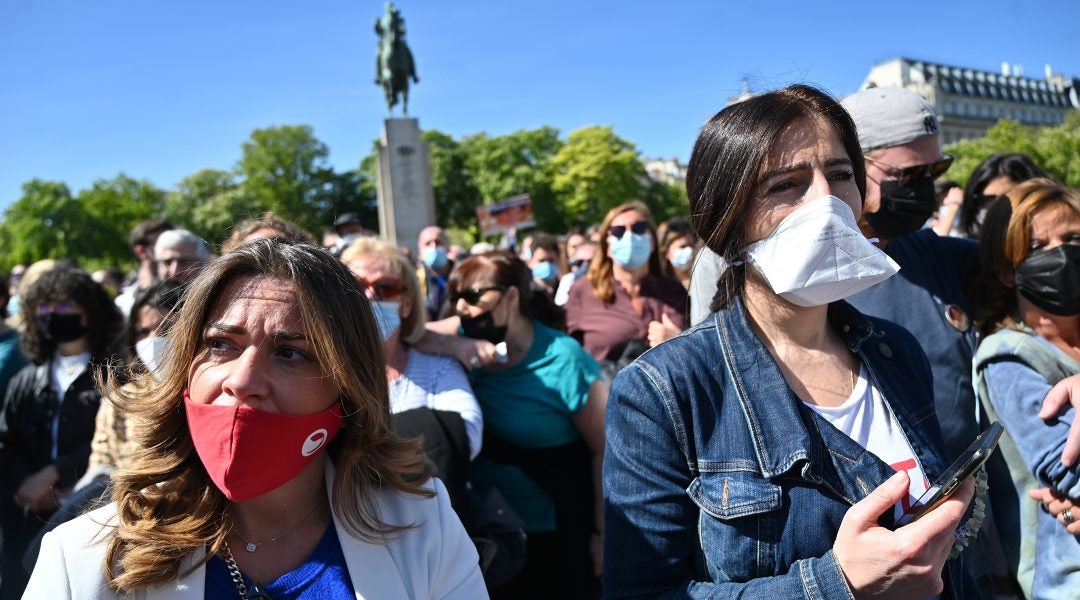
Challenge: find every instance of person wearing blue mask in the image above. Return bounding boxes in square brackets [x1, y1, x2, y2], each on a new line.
[341, 237, 482, 519]
[417, 226, 452, 320]
[525, 233, 562, 297]
[657, 217, 698, 289]
[565, 201, 687, 377]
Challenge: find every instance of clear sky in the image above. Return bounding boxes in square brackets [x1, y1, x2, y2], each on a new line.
[2, 0, 1078, 213]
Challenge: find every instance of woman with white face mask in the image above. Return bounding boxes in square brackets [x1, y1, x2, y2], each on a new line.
[340, 238, 482, 518]
[603, 85, 983, 599]
[565, 201, 687, 375]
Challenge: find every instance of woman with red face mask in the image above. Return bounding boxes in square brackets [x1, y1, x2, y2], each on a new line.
[23, 239, 486, 599]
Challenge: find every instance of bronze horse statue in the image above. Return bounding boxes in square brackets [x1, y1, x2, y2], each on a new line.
[375, 3, 418, 115]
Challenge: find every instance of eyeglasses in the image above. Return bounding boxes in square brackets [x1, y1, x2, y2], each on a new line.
[865, 154, 954, 184]
[451, 286, 505, 306]
[155, 257, 202, 269]
[36, 302, 78, 315]
[354, 276, 406, 300]
[609, 220, 650, 239]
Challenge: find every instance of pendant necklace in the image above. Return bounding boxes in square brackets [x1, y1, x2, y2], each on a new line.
[231, 500, 324, 553]
[221, 541, 274, 600]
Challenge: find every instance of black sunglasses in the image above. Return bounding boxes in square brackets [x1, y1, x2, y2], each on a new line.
[866, 154, 954, 184]
[451, 286, 506, 306]
[609, 220, 650, 239]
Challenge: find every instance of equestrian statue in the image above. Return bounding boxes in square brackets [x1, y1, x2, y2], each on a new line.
[375, 2, 419, 115]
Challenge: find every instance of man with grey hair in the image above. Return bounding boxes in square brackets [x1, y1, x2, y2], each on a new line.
[154, 229, 210, 285]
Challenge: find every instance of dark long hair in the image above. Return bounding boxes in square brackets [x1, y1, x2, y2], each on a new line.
[449, 251, 566, 331]
[960, 153, 1047, 237]
[19, 267, 123, 365]
[686, 84, 866, 311]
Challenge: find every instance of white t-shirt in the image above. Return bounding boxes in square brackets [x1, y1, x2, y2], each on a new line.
[804, 363, 932, 521]
[389, 349, 483, 460]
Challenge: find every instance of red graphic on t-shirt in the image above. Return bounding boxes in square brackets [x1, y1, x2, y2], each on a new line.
[890, 458, 927, 513]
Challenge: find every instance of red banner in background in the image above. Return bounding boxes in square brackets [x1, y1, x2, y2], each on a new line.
[475, 194, 535, 236]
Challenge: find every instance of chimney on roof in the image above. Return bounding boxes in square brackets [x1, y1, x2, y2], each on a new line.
[1045, 64, 1053, 79]
[1002, 62, 1010, 76]
[1015, 64, 1024, 77]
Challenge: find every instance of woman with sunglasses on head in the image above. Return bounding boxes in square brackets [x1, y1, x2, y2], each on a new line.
[605, 85, 981, 599]
[565, 201, 687, 375]
[971, 179, 1080, 599]
[340, 238, 482, 517]
[0, 267, 123, 599]
[449, 251, 607, 599]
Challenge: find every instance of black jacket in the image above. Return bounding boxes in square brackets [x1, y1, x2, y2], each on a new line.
[0, 362, 101, 492]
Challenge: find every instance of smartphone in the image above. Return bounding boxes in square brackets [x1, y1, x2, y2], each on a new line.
[895, 422, 1004, 526]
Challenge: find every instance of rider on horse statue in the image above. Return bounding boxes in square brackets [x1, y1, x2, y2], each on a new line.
[375, 2, 419, 115]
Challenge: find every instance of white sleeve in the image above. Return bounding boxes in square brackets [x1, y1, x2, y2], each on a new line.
[430, 357, 484, 460]
[688, 246, 727, 325]
[23, 529, 75, 599]
[430, 479, 489, 600]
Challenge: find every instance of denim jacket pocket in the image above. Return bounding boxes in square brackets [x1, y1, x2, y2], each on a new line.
[687, 470, 783, 520]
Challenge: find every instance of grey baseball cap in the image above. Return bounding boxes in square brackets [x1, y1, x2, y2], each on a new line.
[841, 87, 940, 152]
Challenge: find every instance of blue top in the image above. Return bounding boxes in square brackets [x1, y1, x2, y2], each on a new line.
[847, 228, 979, 463]
[469, 321, 600, 531]
[603, 298, 979, 599]
[975, 327, 1080, 600]
[205, 523, 354, 599]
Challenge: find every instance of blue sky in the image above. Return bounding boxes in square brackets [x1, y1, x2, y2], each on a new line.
[2, 0, 1078, 213]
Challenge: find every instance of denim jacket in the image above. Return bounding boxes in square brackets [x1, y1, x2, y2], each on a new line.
[603, 297, 980, 599]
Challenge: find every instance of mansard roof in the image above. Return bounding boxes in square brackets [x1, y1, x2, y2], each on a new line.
[891, 57, 1078, 109]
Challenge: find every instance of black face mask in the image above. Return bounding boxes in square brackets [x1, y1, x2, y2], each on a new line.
[36, 313, 87, 343]
[460, 310, 508, 344]
[865, 174, 937, 239]
[1014, 245, 1080, 316]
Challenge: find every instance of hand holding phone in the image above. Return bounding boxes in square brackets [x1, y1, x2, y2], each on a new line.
[896, 422, 1003, 526]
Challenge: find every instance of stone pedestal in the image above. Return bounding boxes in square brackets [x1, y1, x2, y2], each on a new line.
[376, 118, 436, 255]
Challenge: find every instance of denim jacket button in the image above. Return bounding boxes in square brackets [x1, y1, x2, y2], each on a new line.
[878, 342, 893, 358]
[842, 325, 850, 332]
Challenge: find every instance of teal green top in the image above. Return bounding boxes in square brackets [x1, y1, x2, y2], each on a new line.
[469, 321, 601, 532]
[0, 328, 28, 398]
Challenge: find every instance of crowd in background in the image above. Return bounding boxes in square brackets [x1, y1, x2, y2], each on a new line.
[0, 84, 1077, 600]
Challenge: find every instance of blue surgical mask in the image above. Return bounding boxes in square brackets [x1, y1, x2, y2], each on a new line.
[421, 246, 448, 270]
[532, 261, 558, 283]
[670, 246, 694, 271]
[371, 300, 401, 342]
[609, 232, 652, 270]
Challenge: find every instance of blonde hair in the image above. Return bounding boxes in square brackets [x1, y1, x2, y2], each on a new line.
[339, 237, 426, 345]
[220, 212, 316, 253]
[102, 239, 432, 592]
[586, 201, 660, 303]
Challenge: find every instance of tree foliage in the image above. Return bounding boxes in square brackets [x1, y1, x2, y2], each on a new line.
[550, 126, 646, 225]
[945, 110, 1080, 187]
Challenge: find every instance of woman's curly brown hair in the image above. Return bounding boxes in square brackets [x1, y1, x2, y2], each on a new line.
[19, 266, 124, 365]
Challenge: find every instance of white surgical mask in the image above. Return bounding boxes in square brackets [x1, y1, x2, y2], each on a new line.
[135, 336, 168, 380]
[372, 300, 401, 342]
[744, 195, 900, 307]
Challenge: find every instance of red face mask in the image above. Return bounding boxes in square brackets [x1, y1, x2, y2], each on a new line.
[184, 396, 344, 502]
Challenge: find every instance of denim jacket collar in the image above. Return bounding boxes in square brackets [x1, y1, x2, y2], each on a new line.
[715, 296, 945, 511]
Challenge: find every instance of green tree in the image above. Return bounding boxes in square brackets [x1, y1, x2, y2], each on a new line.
[236, 125, 335, 233]
[946, 110, 1080, 187]
[0, 180, 82, 269]
[422, 130, 480, 234]
[164, 169, 238, 235]
[641, 180, 689, 224]
[460, 127, 563, 234]
[76, 174, 165, 268]
[550, 126, 645, 226]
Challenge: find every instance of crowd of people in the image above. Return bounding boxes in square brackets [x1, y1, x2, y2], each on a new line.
[0, 83, 1077, 599]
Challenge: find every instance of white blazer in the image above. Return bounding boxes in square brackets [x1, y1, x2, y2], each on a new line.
[24, 468, 487, 599]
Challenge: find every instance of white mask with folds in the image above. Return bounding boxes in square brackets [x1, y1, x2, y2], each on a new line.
[744, 195, 900, 307]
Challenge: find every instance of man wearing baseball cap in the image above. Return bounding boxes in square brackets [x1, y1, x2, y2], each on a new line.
[841, 87, 979, 462]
